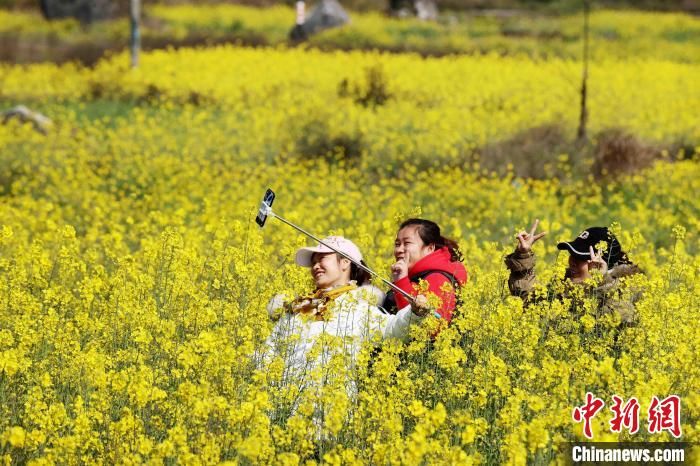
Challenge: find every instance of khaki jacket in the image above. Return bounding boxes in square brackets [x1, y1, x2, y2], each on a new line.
[504, 250, 642, 324]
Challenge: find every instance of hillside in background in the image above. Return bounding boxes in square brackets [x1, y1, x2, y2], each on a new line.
[1, 4, 699, 65]
[2, 0, 700, 13]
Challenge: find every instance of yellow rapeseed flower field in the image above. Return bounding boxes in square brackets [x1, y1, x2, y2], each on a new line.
[0, 42, 699, 464]
[1, 46, 698, 169]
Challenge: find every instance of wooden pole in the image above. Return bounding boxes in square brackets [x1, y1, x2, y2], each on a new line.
[577, 0, 590, 140]
[296, 1, 306, 26]
[289, 1, 307, 42]
[130, 0, 141, 68]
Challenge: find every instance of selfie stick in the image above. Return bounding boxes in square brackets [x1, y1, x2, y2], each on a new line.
[256, 189, 421, 306]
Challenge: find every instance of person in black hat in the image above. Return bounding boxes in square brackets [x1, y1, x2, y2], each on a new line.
[555, 226, 632, 282]
[504, 220, 642, 324]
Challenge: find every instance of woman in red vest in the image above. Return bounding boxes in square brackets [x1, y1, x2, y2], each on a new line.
[382, 219, 468, 322]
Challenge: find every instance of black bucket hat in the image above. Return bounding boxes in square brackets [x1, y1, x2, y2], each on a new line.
[557, 227, 625, 267]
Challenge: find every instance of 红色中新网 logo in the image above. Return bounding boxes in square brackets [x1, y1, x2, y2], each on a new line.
[572, 393, 682, 439]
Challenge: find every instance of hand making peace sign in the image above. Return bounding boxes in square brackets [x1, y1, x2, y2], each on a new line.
[587, 245, 609, 276]
[516, 219, 548, 253]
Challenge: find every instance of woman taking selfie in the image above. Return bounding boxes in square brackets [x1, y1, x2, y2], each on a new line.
[266, 235, 433, 379]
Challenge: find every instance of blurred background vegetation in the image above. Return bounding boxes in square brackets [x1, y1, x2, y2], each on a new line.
[1, 1, 699, 65]
[1, 0, 699, 12]
[1, 0, 698, 180]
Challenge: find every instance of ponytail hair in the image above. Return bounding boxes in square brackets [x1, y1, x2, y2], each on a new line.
[399, 218, 463, 262]
[350, 260, 372, 286]
[333, 255, 372, 286]
[602, 230, 634, 269]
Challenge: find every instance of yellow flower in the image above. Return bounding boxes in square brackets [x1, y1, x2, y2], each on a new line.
[6, 426, 26, 448]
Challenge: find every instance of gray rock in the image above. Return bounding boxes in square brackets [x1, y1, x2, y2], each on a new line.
[390, 0, 438, 20]
[300, 0, 350, 37]
[414, 0, 438, 21]
[2, 105, 52, 134]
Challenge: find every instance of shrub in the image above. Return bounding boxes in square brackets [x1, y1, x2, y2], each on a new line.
[591, 128, 658, 179]
[338, 64, 392, 108]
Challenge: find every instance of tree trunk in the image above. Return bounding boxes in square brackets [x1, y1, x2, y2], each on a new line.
[130, 0, 141, 68]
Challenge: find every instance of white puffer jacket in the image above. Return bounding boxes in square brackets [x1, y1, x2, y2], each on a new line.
[265, 285, 424, 386]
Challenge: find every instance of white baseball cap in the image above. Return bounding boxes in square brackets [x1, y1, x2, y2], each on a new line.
[295, 236, 363, 267]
